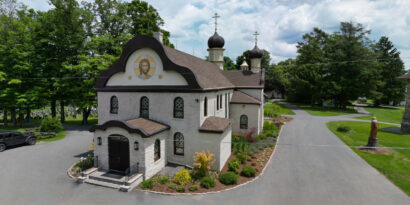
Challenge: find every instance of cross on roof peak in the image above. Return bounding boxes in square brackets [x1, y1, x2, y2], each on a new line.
[212, 12, 220, 33]
[253, 31, 260, 45]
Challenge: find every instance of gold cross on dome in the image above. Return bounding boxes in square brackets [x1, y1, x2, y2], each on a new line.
[253, 31, 260, 45]
[212, 12, 220, 32]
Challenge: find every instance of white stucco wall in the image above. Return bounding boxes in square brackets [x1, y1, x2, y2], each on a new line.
[143, 135, 167, 180]
[197, 128, 232, 171]
[198, 90, 233, 126]
[93, 127, 167, 177]
[97, 90, 234, 172]
[230, 103, 261, 136]
[106, 48, 188, 86]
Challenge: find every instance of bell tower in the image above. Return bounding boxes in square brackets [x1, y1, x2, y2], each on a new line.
[207, 13, 225, 70]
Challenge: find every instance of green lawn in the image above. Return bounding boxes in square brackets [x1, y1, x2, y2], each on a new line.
[327, 121, 410, 196]
[264, 102, 295, 117]
[64, 116, 98, 125]
[37, 130, 67, 142]
[0, 123, 67, 142]
[355, 107, 404, 124]
[294, 103, 357, 116]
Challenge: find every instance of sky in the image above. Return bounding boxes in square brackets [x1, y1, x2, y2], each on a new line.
[21, 0, 410, 69]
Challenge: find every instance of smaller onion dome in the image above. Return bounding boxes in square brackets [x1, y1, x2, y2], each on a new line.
[240, 57, 249, 70]
[208, 32, 225, 48]
[250, 45, 263, 59]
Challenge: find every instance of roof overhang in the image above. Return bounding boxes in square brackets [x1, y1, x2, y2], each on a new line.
[90, 118, 170, 138]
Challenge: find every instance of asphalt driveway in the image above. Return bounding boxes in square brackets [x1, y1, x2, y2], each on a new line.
[0, 108, 408, 205]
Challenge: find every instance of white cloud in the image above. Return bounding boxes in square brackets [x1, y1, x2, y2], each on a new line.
[146, 0, 410, 68]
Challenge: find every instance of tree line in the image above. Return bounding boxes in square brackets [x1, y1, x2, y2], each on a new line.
[0, 0, 173, 126]
[265, 22, 407, 108]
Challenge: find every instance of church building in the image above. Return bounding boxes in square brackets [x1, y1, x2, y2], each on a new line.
[89, 14, 265, 184]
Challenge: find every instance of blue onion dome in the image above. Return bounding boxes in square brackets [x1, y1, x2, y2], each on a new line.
[250, 45, 263, 58]
[208, 32, 225, 48]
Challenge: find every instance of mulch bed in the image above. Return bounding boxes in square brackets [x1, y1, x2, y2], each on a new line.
[135, 145, 276, 194]
[357, 146, 393, 155]
[282, 116, 293, 123]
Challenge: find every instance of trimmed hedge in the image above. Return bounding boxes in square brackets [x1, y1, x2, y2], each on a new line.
[141, 179, 154, 189]
[176, 186, 185, 192]
[200, 176, 216, 189]
[219, 171, 238, 185]
[189, 185, 198, 192]
[241, 166, 256, 177]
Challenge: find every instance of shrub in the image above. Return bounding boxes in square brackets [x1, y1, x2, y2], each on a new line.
[193, 151, 216, 178]
[219, 172, 238, 185]
[188, 185, 198, 192]
[237, 152, 247, 164]
[228, 158, 240, 174]
[141, 179, 154, 189]
[40, 118, 63, 132]
[200, 176, 216, 189]
[174, 168, 192, 186]
[75, 156, 94, 171]
[158, 176, 169, 184]
[168, 183, 177, 190]
[251, 162, 257, 166]
[241, 166, 256, 177]
[176, 186, 185, 192]
[337, 126, 352, 133]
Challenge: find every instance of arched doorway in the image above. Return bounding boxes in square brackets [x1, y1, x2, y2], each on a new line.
[108, 135, 130, 174]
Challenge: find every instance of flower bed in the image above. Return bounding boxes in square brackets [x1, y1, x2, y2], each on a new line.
[135, 119, 292, 194]
[68, 156, 94, 178]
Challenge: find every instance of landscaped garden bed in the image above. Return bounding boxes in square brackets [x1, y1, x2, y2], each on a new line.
[136, 118, 292, 194]
[68, 155, 95, 178]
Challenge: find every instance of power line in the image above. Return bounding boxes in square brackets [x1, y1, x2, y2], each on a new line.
[1, 57, 410, 80]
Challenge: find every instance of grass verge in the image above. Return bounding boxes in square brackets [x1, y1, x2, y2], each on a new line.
[327, 121, 410, 196]
[264, 102, 295, 117]
[355, 107, 404, 124]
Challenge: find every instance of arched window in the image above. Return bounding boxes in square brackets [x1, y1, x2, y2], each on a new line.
[240, 115, 248, 129]
[154, 139, 160, 161]
[174, 132, 184, 155]
[204, 97, 208, 116]
[174, 97, 184, 119]
[110, 96, 118, 114]
[140, 96, 149, 118]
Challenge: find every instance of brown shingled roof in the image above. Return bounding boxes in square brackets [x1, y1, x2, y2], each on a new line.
[199, 116, 231, 133]
[397, 73, 410, 80]
[221, 70, 264, 88]
[230, 91, 261, 105]
[164, 46, 234, 90]
[90, 118, 170, 137]
[125, 118, 169, 136]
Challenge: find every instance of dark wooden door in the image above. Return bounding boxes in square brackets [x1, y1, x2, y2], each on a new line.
[108, 136, 130, 174]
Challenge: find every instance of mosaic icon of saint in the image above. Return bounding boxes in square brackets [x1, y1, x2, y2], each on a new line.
[135, 56, 156, 80]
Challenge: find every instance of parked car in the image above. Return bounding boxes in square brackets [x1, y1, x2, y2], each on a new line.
[0, 130, 37, 152]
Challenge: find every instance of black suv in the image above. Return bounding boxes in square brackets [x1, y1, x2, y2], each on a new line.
[0, 131, 37, 152]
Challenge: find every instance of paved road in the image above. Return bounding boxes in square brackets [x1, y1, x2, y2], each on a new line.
[0, 108, 408, 205]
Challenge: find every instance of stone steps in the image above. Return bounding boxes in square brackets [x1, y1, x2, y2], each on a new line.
[84, 178, 122, 189]
[84, 171, 143, 192]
